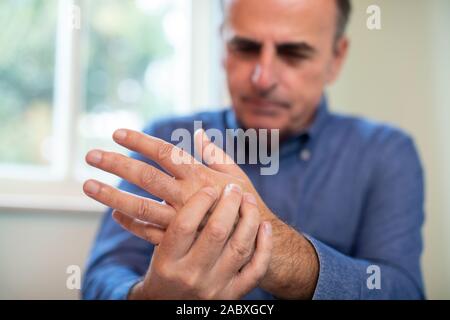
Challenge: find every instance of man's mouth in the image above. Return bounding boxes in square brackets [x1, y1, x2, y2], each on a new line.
[241, 96, 290, 114]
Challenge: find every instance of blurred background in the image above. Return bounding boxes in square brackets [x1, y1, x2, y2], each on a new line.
[0, 0, 449, 299]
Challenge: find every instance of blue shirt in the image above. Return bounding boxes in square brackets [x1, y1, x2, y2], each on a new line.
[82, 97, 425, 299]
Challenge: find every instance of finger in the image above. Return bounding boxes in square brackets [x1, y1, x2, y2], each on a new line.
[83, 179, 176, 228]
[160, 187, 218, 260]
[211, 193, 260, 279]
[231, 221, 273, 296]
[85, 149, 181, 205]
[194, 129, 245, 178]
[112, 210, 165, 245]
[188, 184, 243, 271]
[113, 129, 202, 179]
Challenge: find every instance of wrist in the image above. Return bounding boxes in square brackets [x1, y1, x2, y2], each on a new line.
[259, 220, 319, 299]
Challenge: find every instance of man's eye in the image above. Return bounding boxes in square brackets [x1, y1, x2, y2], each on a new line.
[279, 50, 308, 60]
[231, 43, 260, 55]
[278, 50, 309, 64]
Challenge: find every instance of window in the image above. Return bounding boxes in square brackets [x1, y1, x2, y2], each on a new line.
[76, 0, 191, 182]
[0, 0, 57, 174]
[0, 0, 219, 212]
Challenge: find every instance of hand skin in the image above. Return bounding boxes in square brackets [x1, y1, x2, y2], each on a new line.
[83, 128, 319, 299]
[127, 184, 272, 300]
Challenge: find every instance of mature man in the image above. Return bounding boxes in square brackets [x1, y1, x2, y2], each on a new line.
[82, 0, 425, 299]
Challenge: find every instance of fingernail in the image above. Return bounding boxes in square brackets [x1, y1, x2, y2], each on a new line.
[111, 210, 120, 221]
[84, 180, 100, 195]
[244, 193, 257, 205]
[203, 187, 217, 198]
[194, 128, 203, 137]
[86, 150, 102, 164]
[114, 129, 127, 141]
[225, 183, 241, 195]
[264, 222, 272, 236]
[195, 128, 208, 142]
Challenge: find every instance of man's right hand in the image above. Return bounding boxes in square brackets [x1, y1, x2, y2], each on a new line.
[128, 184, 273, 300]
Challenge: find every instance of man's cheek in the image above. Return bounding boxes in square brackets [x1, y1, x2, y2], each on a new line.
[303, 62, 330, 88]
[227, 57, 255, 81]
[290, 73, 324, 105]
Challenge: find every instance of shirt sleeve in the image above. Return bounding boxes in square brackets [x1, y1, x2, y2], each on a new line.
[81, 124, 163, 300]
[305, 132, 425, 299]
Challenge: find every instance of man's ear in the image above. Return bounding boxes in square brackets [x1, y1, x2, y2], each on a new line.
[326, 36, 350, 85]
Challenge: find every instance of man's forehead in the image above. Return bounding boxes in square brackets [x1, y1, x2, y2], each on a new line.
[222, 0, 336, 43]
[222, 0, 336, 14]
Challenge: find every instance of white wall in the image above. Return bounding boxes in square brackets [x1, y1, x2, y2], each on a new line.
[0, 209, 101, 299]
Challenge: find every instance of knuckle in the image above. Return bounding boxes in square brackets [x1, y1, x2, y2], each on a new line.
[157, 142, 174, 163]
[199, 187, 217, 201]
[205, 222, 228, 243]
[229, 239, 252, 261]
[153, 261, 173, 280]
[140, 166, 157, 189]
[172, 221, 196, 237]
[121, 157, 133, 172]
[179, 272, 200, 290]
[137, 199, 151, 221]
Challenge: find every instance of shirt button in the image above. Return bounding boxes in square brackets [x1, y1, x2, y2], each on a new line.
[300, 149, 311, 161]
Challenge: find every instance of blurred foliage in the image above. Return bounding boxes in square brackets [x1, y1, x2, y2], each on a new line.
[0, 0, 56, 165]
[84, 0, 174, 118]
[0, 0, 175, 166]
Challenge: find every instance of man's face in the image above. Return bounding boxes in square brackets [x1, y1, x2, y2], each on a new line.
[222, 0, 348, 138]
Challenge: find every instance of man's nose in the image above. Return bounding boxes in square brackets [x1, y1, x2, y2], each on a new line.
[251, 45, 278, 93]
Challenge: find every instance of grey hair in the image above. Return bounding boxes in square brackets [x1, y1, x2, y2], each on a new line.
[220, 0, 352, 41]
